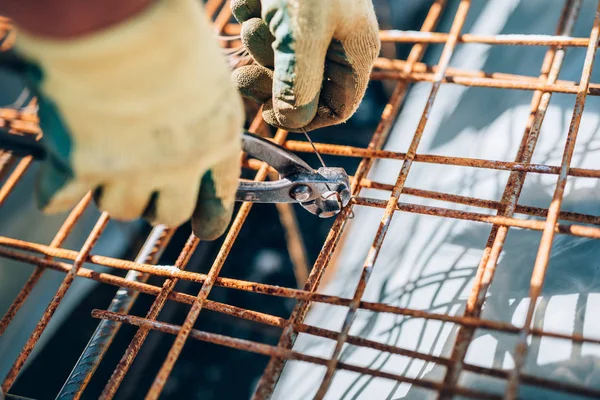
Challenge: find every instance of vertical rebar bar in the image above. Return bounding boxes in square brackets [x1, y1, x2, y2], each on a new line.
[505, 3, 600, 398]
[251, 2, 449, 398]
[438, 1, 583, 398]
[56, 225, 174, 400]
[1, 213, 110, 393]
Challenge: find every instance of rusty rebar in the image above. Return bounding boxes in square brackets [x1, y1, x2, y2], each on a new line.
[99, 233, 200, 399]
[1, 212, 110, 393]
[313, 3, 471, 397]
[253, 2, 449, 397]
[0, 193, 92, 336]
[506, 3, 600, 398]
[1, 237, 599, 398]
[3, 245, 600, 348]
[94, 310, 503, 400]
[57, 225, 174, 400]
[378, 29, 595, 47]
[1, 1, 599, 398]
[144, 129, 289, 400]
[440, 1, 584, 398]
[282, 141, 600, 178]
[96, 309, 600, 400]
[372, 57, 600, 95]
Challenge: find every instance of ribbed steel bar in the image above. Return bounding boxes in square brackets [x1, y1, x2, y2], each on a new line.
[104, 115, 273, 398]
[143, 129, 289, 400]
[94, 307, 600, 400]
[506, 3, 600, 398]
[244, 158, 600, 226]
[313, 2, 471, 398]
[372, 57, 600, 95]
[0, 193, 92, 337]
[99, 233, 200, 399]
[223, 23, 597, 48]
[93, 310, 502, 400]
[252, 2, 449, 397]
[1, 213, 110, 393]
[372, 65, 600, 95]
[379, 29, 595, 46]
[3, 246, 600, 349]
[282, 140, 600, 178]
[57, 225, 174, 400]
[0, 1, 599, 398]
[440, 1, 583, 398]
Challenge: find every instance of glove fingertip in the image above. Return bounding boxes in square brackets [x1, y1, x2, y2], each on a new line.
[241, 18, 275, 68]
[272, 96, 319, 130]
[192, 171, 236, 241]
[231, 0, 262, 23]
[232, 65, 273, 103]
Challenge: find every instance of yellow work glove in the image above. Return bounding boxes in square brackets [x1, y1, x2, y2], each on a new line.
[12, 0, 244, 240]
[231, 0, 380, 132]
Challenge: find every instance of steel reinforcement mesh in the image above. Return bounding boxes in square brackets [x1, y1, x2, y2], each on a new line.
[1, 0, 600, 399]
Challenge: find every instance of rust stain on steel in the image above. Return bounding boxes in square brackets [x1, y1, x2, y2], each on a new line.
[358, 178, 600, 225]
[372, 57, 600, 95]
[99, 233, 200, 400]
[0, 193, 92, 336]
[93, 310, 502, 400]
[144, 129, 289, 400]
[351, 197, 600, 238]
[506, 2, 600, 398]
[3, 232, 598, 399]
[378, 29, 595, 47]
[95, 309, 600, 400]
[1, 1, 600, 398]
[1, 212, 110, 393]
[372, 67, 600, 96]
[282, 140, 600, 178]
[313, 2, 470, 396]
[440, 1, 584, 397]
[253, 2, 449, 397]
[58, 225, 175, 400]
[0, 158, 33, 207]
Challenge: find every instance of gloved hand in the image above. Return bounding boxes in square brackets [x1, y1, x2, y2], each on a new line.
[231, 0, 380, 132]
[11, 0, 244, 240]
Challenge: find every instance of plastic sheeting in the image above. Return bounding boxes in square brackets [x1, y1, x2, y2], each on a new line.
[273, 1, 600, 398]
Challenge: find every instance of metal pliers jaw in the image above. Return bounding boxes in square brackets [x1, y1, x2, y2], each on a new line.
[0, 128, 352, 218]
[238, 132, 351, 218]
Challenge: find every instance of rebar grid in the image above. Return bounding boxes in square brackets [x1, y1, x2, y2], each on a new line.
[0, 0, 599, 399]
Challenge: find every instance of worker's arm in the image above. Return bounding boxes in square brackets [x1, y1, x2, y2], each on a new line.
[1, 0, 245, 240]
[0, 0, 153, 38]
[230, 0, 381, 132]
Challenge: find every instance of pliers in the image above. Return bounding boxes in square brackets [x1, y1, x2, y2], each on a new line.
[0, 129, 352, 218]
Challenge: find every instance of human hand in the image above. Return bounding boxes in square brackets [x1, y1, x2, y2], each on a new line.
[231, 0, 380, 132]
[12, 0, 244, 239]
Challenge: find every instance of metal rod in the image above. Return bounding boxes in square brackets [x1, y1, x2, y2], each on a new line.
[57, 225, 174, 400]
[506, 2, 600, 398]
[440, 0, 583, 397]
[1, 213, 110, 393]
[253, 1, 449, 397]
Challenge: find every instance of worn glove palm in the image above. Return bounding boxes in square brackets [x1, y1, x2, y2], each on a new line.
[12, 0, 244, 240]
[231, 0, 380, 132]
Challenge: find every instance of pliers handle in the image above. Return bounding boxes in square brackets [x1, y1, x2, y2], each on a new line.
[0, 129, 351, 218]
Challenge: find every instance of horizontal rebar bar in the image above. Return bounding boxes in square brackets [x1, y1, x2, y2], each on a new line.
[282, 140, 600, 178]
[93, 310, 502, 400]
[2, 1, 600, 398]
[1, 244, 599, 348]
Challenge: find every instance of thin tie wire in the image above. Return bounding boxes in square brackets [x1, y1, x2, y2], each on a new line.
[301, 128, 328, 169]
[301, 128, 354, 219]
